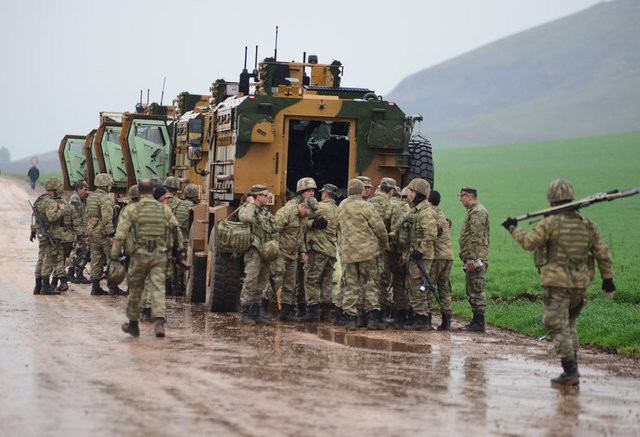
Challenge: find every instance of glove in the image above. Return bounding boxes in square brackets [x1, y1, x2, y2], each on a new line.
[29, 231, 36, 242]
[602, 278, 616, 293]
[502, 217, 518, 232]
[410, 249, 423, 260]
[311, 216, 328, 229]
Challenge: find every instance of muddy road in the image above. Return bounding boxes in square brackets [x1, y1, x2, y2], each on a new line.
[1, 176, 639, 436]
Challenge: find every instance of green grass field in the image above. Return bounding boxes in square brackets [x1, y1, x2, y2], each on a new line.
[433, 131, 640, 355]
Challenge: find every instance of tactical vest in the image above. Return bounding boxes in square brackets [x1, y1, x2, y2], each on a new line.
[135, 200, 168, 241]
[85, 190, 105, 219]
[535, 213, 592, 276]
[397, 213, 416, 251]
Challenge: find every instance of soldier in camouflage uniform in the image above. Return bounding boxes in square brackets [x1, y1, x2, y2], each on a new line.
[66, 180, 90, 284]
[337, 178, 389, 330]
[31, 177, 67, 295]
[356, 176, 372, 201]
[428, 190, 454, 330]
[113, 179, 184, 338]
[163, 176, 193, 296]
[239, 184, 278, 324]
[51, 188, 83, 292]
[368, 178, 392, 321]
[301, 183, 338, 322]
[388, 182, 412, 325]
[398, 178, 438, 330]
[503, 179, 615, 386]
[458, 186, 490, 332]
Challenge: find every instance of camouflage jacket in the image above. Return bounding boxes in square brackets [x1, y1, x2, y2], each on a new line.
[433, 205, 454, 260]
[275, 201, 306, 260]
[511, 211, 613, 288]
[68, 191, 86, 235]
[306, 198, 337, 259]
[238, 202, 277, 248]
[388, 197, 411, 244]
[85, 188, 116, 237]
[407, 199, 438, 259]
[337, 195, 389, 264]
[169, 196, 193, 239]
[459, 199, 490, 262]
[368, 193, 391, 231]
[54, 195, 82, 243]
[33, 193, 66, 242]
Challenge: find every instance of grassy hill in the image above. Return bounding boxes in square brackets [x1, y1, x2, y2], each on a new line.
[434, 131, 640, 354]
[390, 0, 640, 148]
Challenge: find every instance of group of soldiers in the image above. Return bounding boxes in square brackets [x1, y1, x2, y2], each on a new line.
[31, 174, 198, 337]
[236, 175, 490, 333]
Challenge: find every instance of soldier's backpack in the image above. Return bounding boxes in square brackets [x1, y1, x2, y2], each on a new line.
[217, 208, 251, 253]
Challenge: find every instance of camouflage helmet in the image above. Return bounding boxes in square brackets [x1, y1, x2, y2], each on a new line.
[94, 173, 113, 188]
[258, 239, 280, 262]
[106, 260, 126, 286]
[547, 179, 575, 203]
[127, 185, 140, 201]
[356, 176, 372, 187]
[163, 176, 180, 190]
[183, 183, 200, 200]
[407, 178, 431, 197]
[296, 177, 317, 193]
[45, 177, 62, 191]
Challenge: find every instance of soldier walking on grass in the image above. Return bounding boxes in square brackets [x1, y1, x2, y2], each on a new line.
[502, 179, 615, 386]
[458, 186, 490, 332]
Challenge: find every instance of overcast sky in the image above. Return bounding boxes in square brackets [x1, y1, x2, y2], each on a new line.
[0, 0, 603, 161]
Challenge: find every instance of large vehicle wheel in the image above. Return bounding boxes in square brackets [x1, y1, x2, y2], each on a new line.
[210, 249, 243, 312]
[186, 224, 207, 303]
[406, 133, 434, 187]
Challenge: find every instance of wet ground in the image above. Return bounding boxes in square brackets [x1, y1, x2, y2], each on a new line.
[1, 176, 639, 436]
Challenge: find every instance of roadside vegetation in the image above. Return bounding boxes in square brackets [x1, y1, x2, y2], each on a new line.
[435, 131, 640, 355]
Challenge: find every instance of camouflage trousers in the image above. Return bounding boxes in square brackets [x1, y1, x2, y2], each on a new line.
[41, 239, 65, 279]
[429, 259, 453, 314]
[273, 255, 298, 306]
[465, 261, 488, 315]
[126, 248, 167, 321]
[34, 237, 47, 278]
[389, 252, 409, 310]
[407, 258, 433, 316]
[341, 258, 379, 317]
[375, 253, 392, 307]
[303, 251, 335, 306]
[89, 234, 112, 281]
[542, 286, 586, 360]
[242, 247, 271, 306]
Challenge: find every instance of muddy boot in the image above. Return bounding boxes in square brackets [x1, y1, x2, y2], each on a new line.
[251, 305, 269, 325]
[357, 309, 367, 328]
[91, 280, 109, 296]
[394, 309, 408, 327]
[57, 277, 69, 292]
[154, 318, 166, 337]
[121, 320, 140, 337]
[33, 277, 42, 295]
[259, 298, 271, 320]
[74, 268, 91, 284]
[241, 305, 256, 325]
[407, 314, 432, 331]
[438, 313, 452, 331]
[140, 307, 152, 322]
[300, 304, 320, 322]
[465, 313, 485, 332]
[66, 267, 77, 284]
[42, 277, 60, 295]
[366, 310, 387, 330]
[108, 285, 128, 296]
[381, 305, 393, 324]
[319, 303, 332, 322]
[551, 360, 580, 386]
[333, 307, 346, 326]
[279, 303, 298, 322]
[295, 302, 307, 319]
[344, 314, 357, 331]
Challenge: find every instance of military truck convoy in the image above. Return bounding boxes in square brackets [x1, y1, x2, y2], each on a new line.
[58, 50, 434, 312]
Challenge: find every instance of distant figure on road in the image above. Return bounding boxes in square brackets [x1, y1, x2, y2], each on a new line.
[28, 164, 40, 190]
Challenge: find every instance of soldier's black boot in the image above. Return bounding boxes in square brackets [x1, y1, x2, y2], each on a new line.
[465, 313, 485, 332]
[42, 277, 60, 295]
[108, 285, 128, 296]
[394, 309, 408, 327]
[319, 303, 332, 321]
[91, 280, 109, 296]
[408, 313, 432, 331]
[333, 307, 346, 326]
[74, 268, 91, 284]
[438, 313, 452, 331]
[140, 307, 152, 322]
[551, 360, 580, 386]
[279, 303, 298, 322]
[259, 298, 271, 320]
[121, 320, 140, 337]
[154, 318, 166, 337]
[33, 277, 42, 295]
[357, 309, 367, 328]
[295, 302, 306, 318]
[66, 267, 77, 284]
[57, 277, 69, 292]
[344, 314, 357, 331]
[301, 304, 320, 322]
[251, 305, 269, 324]
[241, 305, 256, 325]
[366, 310, 387, 330]
[51, 276, 59, 289]
[382, 305, 393, 324]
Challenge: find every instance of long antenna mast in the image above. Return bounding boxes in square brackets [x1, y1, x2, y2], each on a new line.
[274, 26, 278, 60]
[160, 77, 166, 105]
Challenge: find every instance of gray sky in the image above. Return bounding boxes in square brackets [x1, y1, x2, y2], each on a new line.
[0, 0, 603, 161]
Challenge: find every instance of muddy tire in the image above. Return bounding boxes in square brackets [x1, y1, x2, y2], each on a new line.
[406, 134, 434, 188]
[210, 249, 243, 312]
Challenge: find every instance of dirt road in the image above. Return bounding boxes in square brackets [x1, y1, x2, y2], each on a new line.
[1, 176, 638, 436]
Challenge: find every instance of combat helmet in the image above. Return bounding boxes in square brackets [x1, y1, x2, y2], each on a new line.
[94, 173, 113, 188]
[407, 178, 431, 197]
[127, 185, 140, 202]
[163, 176, 180, 190]
[106, 260, 126, 286]
[547, 179, 575, 204]
[183, 183, 200, 201]
[296, 177, 317, 194]
[45, 177, 62, 191]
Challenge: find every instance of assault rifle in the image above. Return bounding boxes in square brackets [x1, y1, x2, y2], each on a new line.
[510, 188, 640, 223]
[28, 200, 56, 248]
[409, 247, 440, 305]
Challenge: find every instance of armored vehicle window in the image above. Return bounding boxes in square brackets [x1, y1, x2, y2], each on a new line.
[134, 125, 166, 147]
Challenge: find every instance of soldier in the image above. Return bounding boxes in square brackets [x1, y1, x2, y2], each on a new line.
[368, 178, 392, 322]
[400, 186, 412, 206]
[356, 176, 373, 201]
[398, 178, 438, 330]
[66, 180, 90, 284]
[336, 178, 389, 330]
[31, 177, 66, 295]
[428, 190, 454, 330]
[458, 186, 490, 332]
[301, 183, 338, 322]
[502, 179, 615, 386]
[51, 187, 83, 292]
[86, 173, 125, 296]
[163, 176, 192, 296]
[388, 182, 412, 326]
[113, 179, 184, 338]
[238, 184, 278, 324]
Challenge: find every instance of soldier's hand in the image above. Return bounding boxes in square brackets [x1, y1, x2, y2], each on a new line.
[502, 217, 518, 232]
[602, 278, 616, 297]
[299, 252, 308, 264]
[465, 259, 477, 272]
[410, 249, 423, 260]
[58, 203, 65, 210]
[29, 231, 36, 242]
[311, 216, 328, 229]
